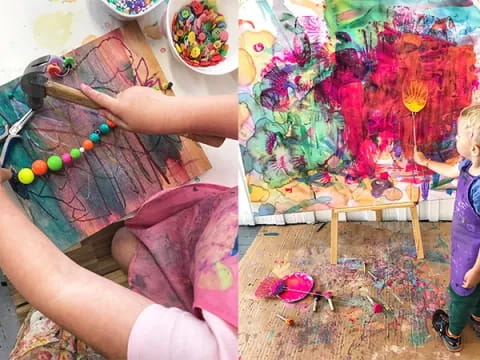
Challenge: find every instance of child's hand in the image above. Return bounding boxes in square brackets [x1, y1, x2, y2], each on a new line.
[80, 85, 178, 134]
[414, 148, 428, 166]
[0, 168, 11, 184]
[463, 267, 480, 288]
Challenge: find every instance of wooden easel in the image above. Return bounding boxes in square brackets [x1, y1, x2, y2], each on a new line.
[330, 202, 424, 264]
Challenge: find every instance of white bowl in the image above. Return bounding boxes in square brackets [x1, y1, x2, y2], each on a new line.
[100, 0, 165, 21]
[165, 0, 238, 75]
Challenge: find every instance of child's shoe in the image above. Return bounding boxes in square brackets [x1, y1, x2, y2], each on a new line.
[432, 309, 463, 352]
[470, 315, 480, 337]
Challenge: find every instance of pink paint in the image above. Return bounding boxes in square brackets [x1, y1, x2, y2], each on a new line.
[314, 23, 476, 180]
[373, 303, 383, 313]
[253, 42, 264, 52]
[278, 272, 314, 303]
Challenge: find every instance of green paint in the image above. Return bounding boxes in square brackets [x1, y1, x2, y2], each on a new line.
[215, 261, 233, 290]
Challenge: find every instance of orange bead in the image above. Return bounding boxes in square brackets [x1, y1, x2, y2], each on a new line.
[83, 139, 94, 151]
[106, 119, 117, 128]
[32, 160, 48, 176]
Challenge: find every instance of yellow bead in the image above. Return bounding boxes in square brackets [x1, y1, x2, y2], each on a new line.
[18, 168, 35, 185]
[191, 47, 201, 58]
[188, 31, 196, 44]
[175, 43, 182, 53]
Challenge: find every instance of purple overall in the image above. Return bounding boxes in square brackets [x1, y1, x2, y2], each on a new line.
[451, 162, 480, 296]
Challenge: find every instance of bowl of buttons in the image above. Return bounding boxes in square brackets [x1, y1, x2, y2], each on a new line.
[165, 0, 238, 75]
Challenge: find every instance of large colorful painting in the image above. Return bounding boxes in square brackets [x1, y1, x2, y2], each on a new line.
[0, 23, 211, 250]
[239, 0, 480, 215]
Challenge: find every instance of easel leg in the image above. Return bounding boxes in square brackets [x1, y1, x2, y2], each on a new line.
[331, 210, 338, 264]
[410, 204, 424, 259]
[375, 209, 383, 222]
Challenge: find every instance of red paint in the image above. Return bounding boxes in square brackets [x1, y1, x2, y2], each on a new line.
[314, 23, 476, 180]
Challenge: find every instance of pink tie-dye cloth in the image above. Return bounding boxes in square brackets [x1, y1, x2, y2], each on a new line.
[125, 184, 238, 328]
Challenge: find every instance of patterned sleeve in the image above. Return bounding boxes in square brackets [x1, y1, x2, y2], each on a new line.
[470, 178, 480, 216]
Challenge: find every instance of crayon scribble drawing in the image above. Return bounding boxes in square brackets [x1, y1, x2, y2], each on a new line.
[239, 0, 480, 215]
[0, 24, 211, 250]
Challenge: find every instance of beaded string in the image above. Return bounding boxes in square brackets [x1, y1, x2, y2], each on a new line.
[10, 55, 173, 186]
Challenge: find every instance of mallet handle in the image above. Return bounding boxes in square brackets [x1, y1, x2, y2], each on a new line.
[45, 81, 225, 147]
[45, 80, 102, 109]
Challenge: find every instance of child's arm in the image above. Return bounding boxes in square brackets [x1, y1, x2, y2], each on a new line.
[0, 170, 153, 359]
[463, 250, 480, 288]
[414, 148, 460, 178]
[80, 85, 238, 140]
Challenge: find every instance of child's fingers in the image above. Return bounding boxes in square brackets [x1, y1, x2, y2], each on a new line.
[80, 84, 119, 113]
[0, 168, 12, 183]
[99, 110, 131, 131]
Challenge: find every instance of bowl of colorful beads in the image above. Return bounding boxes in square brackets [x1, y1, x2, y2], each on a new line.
[100, 0, 164, 20]
[166, 0, 238, 75]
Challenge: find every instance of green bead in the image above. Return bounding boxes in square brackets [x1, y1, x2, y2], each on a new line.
[18, 168, 35, 185]
[7, 92, 14, 99]
[47, 155, 63, 171]
[70, 148, 81, 159]
[63, 56, 76, 68]
[99, 123, 110, 135]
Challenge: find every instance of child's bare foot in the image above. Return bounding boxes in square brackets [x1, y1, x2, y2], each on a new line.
[432, 309, 463, 352]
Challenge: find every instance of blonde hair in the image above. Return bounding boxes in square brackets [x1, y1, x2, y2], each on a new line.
[459, 105, 480, 145]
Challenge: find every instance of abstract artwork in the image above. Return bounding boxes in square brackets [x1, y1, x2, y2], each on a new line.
[0, 23, 211, 250]
[239, 0, 480, 215]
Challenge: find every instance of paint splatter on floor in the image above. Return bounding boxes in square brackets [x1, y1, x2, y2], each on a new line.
[240, 222, 479, 359]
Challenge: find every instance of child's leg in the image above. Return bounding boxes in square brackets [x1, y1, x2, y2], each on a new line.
[469, 286, 480, 335]
[111, 227, 142, 274]
[449, 285, 480, 336]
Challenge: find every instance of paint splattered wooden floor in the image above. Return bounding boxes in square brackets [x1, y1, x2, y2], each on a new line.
[240, 222, 480, 359]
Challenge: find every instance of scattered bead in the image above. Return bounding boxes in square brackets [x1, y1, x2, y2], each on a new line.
[61, 153, 73, 165]
[47, 155, 63, 172]
[32, 160, 48, 176]
[172, 1, 229, 67]
[106, 120, 117, 128]
[83, 140, 94, 150]
[70, 148, 81, 159]
[79, 147, 85, 153]
[99, 123, 110, 134]
[18, 168, 35, 185]
[47, 64, 62, 78]
[62, 56, 76, 68]
[89, 133, 101, 143]
[7, 92, 14, 100]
